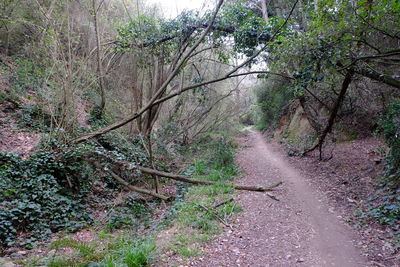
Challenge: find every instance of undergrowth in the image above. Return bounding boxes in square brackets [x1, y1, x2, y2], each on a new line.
[104, 195, 154, 232]
[3, 135, 241, 266]
[157, 136, 242, 260]
[0, 131, 153, 252]
[0, 55, 242, 264]
[10, 58, 44, 94]
[350, 100, 400, 250]
[43, 235, 156, 267]
[365, 100, 400, 226]
[0, 143, 95, 250]
[14, 103, 52, 131]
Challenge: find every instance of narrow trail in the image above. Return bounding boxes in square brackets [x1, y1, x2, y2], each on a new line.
[195, 131, 367, 267]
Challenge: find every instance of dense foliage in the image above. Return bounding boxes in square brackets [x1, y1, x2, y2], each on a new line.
[366, 100, 400, 225]
[1, 0, 400, 264]
[0, 145, 93, 248]
[0, 128, 155, 250]
[255, 76, 294, 129]
[251, 0, 400, 227]
[381, 100, 400, 185]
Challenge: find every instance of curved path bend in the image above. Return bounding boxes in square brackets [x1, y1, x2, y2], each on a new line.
[195, 131, 367, 267]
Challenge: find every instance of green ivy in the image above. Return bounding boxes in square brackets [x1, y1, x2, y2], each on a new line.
[381, 101, 400, 175]
[14, 104, 52, 131]
[368, 190, 400, 225]
[88, 105, 111, 126]
[0, 144, 94, 249]
[367, 100, 400, 225]
[10, 58, 44, 94]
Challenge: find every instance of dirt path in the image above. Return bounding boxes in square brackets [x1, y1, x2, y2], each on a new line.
[194, 131, 368, 267]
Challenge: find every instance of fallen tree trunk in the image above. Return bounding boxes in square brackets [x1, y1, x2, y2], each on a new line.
[109, 170, 170, 201]
[92, 162, 170, 201]
[138, 166, 282, 192]
[92, 158, 281, 200]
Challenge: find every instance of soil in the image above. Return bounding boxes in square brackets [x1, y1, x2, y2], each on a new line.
[0, 57, 40, 157]
[185, 130, 395, 267]
[285, 137, 399, 266]
[0, 104, 41, 158]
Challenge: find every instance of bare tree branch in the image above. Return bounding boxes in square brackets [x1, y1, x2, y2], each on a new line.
[72, 0, 225, 143]
[72, 0, 300, 143]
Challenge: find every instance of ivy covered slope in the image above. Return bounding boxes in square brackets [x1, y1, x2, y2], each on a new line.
[0, 112, 154, 252]
[373, 100, 400, 225]
[0, 145, 93, 248]
[0, 57, 153, 253]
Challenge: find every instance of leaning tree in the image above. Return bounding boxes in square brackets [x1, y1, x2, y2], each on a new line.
[72, 0, 300, 143]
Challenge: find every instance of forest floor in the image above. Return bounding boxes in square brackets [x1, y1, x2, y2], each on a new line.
[183, 130, 398, 267]
[0, 104, 40, 157]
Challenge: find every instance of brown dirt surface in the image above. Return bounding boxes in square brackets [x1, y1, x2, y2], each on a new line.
[284, 137, 399, 267]
[0, 104, 41, 158]
[188, 130, 375, 267]
[75, 97, 91, 127]
[0, 57, 41, 157]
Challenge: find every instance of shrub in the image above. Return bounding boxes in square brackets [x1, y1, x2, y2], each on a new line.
[255, 77, 294, 130]
[367, 100, 400, 225]
[381, 100, 400, 186]
[14, 103, 52, 131]
[0, 144, 94, 248]
[212, 138, 235, 169]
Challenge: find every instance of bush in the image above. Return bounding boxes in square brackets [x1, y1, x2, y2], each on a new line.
[255, 77, 294, 130]
[367, 100, 400, 225]
[381, 100, 400, 186]
[14, 103, 52, 131]
[212, 138, 235, 169]
[10, 58, 44, 94]
[0, 144, 94, 248]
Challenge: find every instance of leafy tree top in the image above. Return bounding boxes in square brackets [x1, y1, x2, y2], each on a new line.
[115, 1, 290, 58]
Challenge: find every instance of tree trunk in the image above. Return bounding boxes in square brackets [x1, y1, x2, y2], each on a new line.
[147, 133, 160, 193]
[71, 0, 297, 143]
[93, 0, 106, 116]
[93, 162, 169, 200]
[261, 0, 269, 22]
[138, 166, 282, 192]
[355, 65, 400, 90]
[305, 70, 354, 159]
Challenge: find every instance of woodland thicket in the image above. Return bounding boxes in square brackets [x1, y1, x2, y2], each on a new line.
[0, 0, 399, 264]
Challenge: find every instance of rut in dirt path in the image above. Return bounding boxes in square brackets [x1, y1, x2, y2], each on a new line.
[194, 131, 367, 267]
